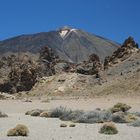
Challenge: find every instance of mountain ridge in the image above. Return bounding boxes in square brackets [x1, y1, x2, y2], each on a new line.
[0, 26, 119, 63]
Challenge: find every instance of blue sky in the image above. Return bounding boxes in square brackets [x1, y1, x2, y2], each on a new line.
[0, 0, 140, 44]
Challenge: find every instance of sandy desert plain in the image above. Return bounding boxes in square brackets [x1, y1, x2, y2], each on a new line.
[0, 96, 140, 140]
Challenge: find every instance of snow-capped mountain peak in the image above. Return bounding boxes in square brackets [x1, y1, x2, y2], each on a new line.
[58, 26, 77, 38]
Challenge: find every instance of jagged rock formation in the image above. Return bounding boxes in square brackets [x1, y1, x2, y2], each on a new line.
[0, 36, 139, 95]
[54, 62, 75, 73]
[104, 37, 139, 69]
[39, 46, 58, 76]
[0, 55, 39, 93]
[76, 53, 102, 75]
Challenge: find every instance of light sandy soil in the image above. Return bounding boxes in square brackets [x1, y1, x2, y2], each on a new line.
[0, 97, 140, 140]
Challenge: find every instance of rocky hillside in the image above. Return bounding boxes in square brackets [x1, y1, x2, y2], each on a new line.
[0, 26, 119, 63]
[0, 32, 139, 97]
[25, 37, 140, 98]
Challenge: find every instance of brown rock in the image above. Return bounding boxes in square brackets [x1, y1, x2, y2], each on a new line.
[104, 37, 139, 69]
[40, 111, 49, 117]
[60, 123, 67, 127]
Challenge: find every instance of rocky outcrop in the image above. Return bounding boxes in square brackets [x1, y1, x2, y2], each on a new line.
[76, 53, 102, 75]
[104, 37, 139, 69]
[39, 46, 59, 76]
[54, 62, 76, 73]
[0, 92, 15, 99]
[40, 46, 79, 75]
[0, 55, 39, 93]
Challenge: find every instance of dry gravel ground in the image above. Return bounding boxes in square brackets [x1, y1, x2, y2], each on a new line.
[0, 97, 140, 140]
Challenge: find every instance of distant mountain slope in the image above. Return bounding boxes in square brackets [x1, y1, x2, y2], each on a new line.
[0, 26, 119, 63]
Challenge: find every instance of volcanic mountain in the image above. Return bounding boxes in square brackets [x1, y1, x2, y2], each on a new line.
[0, 26, 119, 63]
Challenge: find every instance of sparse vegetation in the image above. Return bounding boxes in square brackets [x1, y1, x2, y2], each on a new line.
[134, 112, 140, 117]
[111, 111, 127, 123]
[60, 123, 67, 127]
[110, 103, 131, 113]
[60, 110, 84, 122]
[30, 110, 41, 116]
[50, 107, 112, 124]
[76, 110, 112, 123]
[50, 106, 71, 118]
[69, 124, 76, 127]
[25, 103, 140, 127]
[7, 124, 29, 136]
[125, 114, 138, 123]
[128, 120, 140, 127]
[0, 111, 8, 117]
[25, 109, 43, 116]
[99, 122, 118, 135]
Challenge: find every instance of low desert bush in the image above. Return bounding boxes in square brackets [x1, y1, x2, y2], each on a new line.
[30, 110, 41, 116]
[128, 120, 140, 127]
[125, 113, 138, 123]
[110, 103, 131, 113]
[50, 106, 71, 118]
[60, 123, 67, 127]
[99, 122, 118, 135]
[69, 124, 76, 127]
[133, 112, 140, 117]
[50, 107, 112, 123]
[7, 124, 29, 136]
[0, 111, 8, 117]
[111, 111, 127, 123]
[60, 110, 84, 121]
[25, 110, 34, 115]
[25, 109, 43, 116]
[76, 110, 112, 123]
